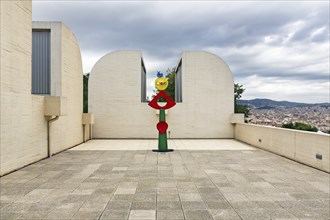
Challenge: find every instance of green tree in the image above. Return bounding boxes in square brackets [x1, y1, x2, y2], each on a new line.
[152, 68, 175, 101]
[234, 83, 250, 118]
[282, 122, 318, 132]
[83, 73, 89, 113]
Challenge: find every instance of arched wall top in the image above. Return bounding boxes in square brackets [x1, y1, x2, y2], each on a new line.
[89, 50, 234, 138]
[176, 50, 233, 80]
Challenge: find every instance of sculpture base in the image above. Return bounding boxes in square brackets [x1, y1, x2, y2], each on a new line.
[152, 149, 174, 153]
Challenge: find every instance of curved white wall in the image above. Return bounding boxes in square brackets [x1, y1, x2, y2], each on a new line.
[89, 50, 234, 138]
[170, 51, 234, 138]
[0, 4, 84, 175]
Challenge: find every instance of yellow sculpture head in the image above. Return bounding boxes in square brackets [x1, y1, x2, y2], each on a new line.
[155, 77, 168, 91]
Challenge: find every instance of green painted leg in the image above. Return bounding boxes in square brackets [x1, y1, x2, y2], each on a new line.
[158, 109, 168, 152]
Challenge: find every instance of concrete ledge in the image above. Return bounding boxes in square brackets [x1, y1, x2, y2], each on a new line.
[44, 96, 67, 116]
[230, 113, 244, 124]
[234, 123, 330, 172]
[82, 113, 95, 124]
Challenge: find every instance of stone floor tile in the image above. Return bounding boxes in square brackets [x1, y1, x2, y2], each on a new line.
[204, 201, 232, 209]
[157, 187, 178, 194]
[197, 187, 220, 193]
[157, 201, 182, 210]
[100, 210, 130, 220]
[111, 194, 134, 201]
[181, 201, 206, 210]
[112, 167, 128, 171]
[177, 187, 199, 193]
[209, 209, 242, 220]
[114, 187, 136, 195]
[230, 201, 259, 209]
[236, 208, 271, 220]
[16, 211, 48, 220]
[157, 194, 180, 201]
[71, 211, 102, 219]
[285, 208, 325, 219]
[79, 200, 108, 211]
[184, 210, 213, 220]
[222, 192, 249, 202]
[136, 187, 157, 194]
[133, 193, 156, 202]
[254, 201, 282, 209]
[131, 201, 156, 210]
[200, 193, 225, 201]
[179, 193, 202, 201]
[43, 210, 76, 219]
[157, 210, 184, 220]
[71, 188, 95, 195]
[58, 195, 89, 204]
[263, 208, 296, 218]
[105, 201, 132, 210]
[0, 211, 23, 220]
[244, 192, 274, 201]
[0, 202, 32, 213]
[128, 210, 156, 220]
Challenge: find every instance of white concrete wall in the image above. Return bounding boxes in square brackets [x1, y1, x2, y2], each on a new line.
[0, 1, 47, 175]
[170, 51, 234, 138]
[89, 51, 156, 138]
[0, 2, 84, 175]
[89, 50, 234, 138]
[235, 123, 330, 172]
[33, 22, 84, 153]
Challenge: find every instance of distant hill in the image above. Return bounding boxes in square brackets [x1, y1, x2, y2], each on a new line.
[237, 98, 330, 109]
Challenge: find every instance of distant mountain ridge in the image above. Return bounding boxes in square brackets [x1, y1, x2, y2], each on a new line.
[237, 98, 330, 109]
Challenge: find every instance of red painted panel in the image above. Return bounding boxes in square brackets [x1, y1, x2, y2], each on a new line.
[148, 91, 176, 110]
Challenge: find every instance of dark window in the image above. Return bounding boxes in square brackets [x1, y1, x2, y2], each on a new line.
[175, 60, 182, 102]
[141, 59, 147, 102]
[32, 29, 51, 95]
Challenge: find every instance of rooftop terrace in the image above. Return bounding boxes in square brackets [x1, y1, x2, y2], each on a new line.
[1, 140, 329, 220]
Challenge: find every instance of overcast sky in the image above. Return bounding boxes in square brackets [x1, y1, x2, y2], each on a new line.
[32, 1, 329, 103]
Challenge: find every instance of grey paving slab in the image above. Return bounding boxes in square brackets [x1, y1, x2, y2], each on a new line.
[71, 210, 103, 219]
[157, 201, 182, 210]
[0, 139, 329, 219]
[100, 210, 130, 220]
[181, 201, 207, 210]
[209, 209, 242, 220]
[105, 200, 132, 211]
[157, 210, 184, 220]
[157, 193, 180, 201]
[184, 210, 214, 220]
[128, 210, 156, 220]
[131, 201, 156, 210]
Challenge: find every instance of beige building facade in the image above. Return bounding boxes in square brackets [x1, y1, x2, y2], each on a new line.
[0, 1, 84, 175]
[89, 50, 236, 138]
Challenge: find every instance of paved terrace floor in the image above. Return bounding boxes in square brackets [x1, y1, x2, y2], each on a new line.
[1, 139, 329, 220]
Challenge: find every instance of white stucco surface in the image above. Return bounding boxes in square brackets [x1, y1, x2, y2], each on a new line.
[89, 50, 235, 139]
[0, 1, 84, 175]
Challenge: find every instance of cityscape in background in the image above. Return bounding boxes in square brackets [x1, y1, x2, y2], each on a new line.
[238, 99, 330, 133]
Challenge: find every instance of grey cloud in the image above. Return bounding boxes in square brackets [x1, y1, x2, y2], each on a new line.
[32, 1, 329, 102]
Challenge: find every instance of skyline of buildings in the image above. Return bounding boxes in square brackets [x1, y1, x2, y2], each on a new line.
[248, 106, 330, 133]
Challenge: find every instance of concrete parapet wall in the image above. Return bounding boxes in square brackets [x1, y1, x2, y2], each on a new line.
[235, 123, 330, 172]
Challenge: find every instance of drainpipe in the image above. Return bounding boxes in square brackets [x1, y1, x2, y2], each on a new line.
[47, 116, 59, 158]
[90, 124, 93, 140]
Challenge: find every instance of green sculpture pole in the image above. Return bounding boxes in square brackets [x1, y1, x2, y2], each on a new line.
[158, 109, 168, 152]
[149, 71, 175, 153]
